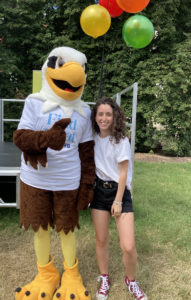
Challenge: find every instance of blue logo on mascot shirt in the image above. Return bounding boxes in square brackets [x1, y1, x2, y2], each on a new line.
[65, 120, 77, 146]
[47, 113, 76, 148]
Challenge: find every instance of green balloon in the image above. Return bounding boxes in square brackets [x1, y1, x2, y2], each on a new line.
[122, 15, 154, 49]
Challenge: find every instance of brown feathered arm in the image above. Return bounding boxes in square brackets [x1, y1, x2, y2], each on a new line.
[13, 118, 71, 169]
[77, 140, 95, 210]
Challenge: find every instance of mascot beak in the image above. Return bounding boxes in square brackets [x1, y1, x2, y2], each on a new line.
[46, 61, 86, 101]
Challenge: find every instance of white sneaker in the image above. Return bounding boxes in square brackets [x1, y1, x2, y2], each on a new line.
[96, 274, 110, 300]
[125, 276, 148, 300]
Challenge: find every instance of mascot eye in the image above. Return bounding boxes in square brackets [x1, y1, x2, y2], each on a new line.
[83, 63, 87, 73]
[58, 58, 64, 67]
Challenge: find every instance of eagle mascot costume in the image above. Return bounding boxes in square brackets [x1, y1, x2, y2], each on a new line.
[13, 46, 95, 300]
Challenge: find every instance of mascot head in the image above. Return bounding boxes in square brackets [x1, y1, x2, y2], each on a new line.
[31, 47, 88, 118]
[43, 47, 87, 101]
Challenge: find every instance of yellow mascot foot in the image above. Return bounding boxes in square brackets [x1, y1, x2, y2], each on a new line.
[15, 259, 60, 300]
[53, 259, 91, 300]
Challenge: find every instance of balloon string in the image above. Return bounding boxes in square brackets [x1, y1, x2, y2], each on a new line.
[98, 35, 106, 99]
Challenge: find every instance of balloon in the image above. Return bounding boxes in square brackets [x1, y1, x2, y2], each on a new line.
[122, 15, 154, 49]
[116, 0, 150, 13]
[99, 0, 123, 18]
[80, 5, 111, 38]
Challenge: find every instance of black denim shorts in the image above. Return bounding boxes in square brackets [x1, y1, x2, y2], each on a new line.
[90, 177, 134, 213]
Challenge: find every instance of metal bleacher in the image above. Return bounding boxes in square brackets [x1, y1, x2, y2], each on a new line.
[0, 142, 21, 208]
[0, 99, 24, 208]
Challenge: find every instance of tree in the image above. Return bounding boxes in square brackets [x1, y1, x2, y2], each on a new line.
[131, 0, 191, 155]
[1, 0, 191, 155]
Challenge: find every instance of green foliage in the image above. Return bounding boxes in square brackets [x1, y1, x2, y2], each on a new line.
[0, 0, 191, 155]
[129, 0, 191, 156]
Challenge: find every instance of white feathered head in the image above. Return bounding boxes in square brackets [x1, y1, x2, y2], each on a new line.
[30, 46, 89, 118]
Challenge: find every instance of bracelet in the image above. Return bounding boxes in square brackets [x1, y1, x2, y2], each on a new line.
[113, 201, 122, 205]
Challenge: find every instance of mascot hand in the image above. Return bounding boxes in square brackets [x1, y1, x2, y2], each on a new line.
[77, 183, 94, 210]
[45, 118, 71, 150]
[14, 118, 70, 154]
[24, 152, 47, 169]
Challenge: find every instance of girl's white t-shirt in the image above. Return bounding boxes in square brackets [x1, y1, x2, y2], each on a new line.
[94, 134, 132, 190]
[18, 97, 93, 191]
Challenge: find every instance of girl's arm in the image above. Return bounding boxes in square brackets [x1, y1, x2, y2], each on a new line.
[111, 160, 128, 217]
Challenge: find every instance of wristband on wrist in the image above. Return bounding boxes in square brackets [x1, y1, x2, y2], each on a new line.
[113, 201, 122, 205]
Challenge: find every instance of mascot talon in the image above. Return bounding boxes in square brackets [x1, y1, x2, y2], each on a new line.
[15, 260, 60, 300]
[53, 259, 90, 300]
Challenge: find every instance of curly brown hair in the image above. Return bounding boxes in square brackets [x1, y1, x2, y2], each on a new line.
[91, 97, 127, 144]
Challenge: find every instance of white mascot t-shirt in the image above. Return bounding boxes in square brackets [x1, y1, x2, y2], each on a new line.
[18, 97, 93, 191]
[94, 134, 132, 191]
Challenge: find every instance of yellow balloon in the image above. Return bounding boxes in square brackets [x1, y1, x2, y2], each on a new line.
[80, 4, 111, 38]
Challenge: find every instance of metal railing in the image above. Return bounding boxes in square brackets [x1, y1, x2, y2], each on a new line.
[0, 99, 25, 142]
[112, 82, 138, 166]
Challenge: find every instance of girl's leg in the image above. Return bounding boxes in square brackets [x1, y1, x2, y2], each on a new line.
[116, 213, 148, 299]
[115, 212, 137, 280]
[91, 209, 110, 274]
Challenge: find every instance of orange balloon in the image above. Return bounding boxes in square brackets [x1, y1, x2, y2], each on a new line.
[116, 0, 150, 13]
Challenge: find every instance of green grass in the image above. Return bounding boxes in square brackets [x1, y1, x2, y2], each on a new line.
[1, 161, 191, 299]
[0, 207, 19, 231]
[1, 161, 191, 253]
[133, 161, 191, 253]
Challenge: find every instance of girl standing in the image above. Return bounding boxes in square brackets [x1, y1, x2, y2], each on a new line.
[90, 98, 147, 300]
